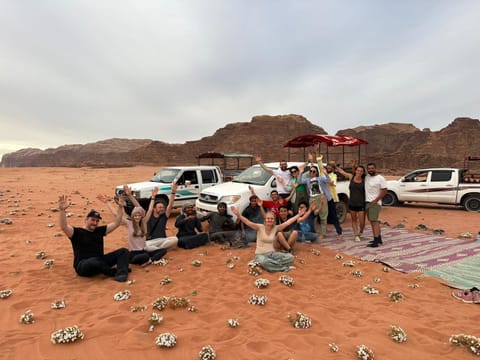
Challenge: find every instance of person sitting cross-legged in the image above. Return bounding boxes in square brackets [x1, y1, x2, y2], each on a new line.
[175, 203, 209, 249]
[200, 202, 244, 248]
[231, 205, 302, 273]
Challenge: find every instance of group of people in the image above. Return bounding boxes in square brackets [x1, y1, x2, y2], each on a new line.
[58, 181, 205, 282]
[58, 152, 387, 281]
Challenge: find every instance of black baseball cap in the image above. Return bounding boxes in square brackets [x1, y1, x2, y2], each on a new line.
[87, 210, 102, 219]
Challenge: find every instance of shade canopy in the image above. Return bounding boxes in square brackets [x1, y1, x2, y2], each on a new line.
[283, 134, 368, 148]
[196, 152, 254, 159]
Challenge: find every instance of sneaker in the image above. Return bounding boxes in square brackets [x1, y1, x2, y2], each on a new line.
[141, 259, 152, 267]
[114, 273, 128, 282]
[452, 289, 475, 303]
[354, 235, 361, 242]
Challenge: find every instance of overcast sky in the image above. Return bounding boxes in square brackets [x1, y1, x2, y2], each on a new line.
[1, 0, 479, 159]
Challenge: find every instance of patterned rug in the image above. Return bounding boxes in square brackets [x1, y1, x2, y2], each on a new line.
[318, 227, 480, 276]
[421, 254, 480, 289]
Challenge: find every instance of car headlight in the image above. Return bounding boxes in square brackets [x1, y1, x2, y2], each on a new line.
[220, 195, 241, 204]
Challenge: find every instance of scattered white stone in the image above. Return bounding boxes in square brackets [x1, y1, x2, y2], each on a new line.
[148, 312, 163, 332]
[19, 309, 35, 324]
[351, 270, 363, 277]
[449, 333, 480, 356]
[113, 290, 131, 301]
[155, 332, 177, 348]
[356, 344, 375, 359]
[254, 278, 270, 288]
[199, 344, 216, 360]
[329, 343, 340, 352]
[389, 290, 405, 302]
[51, 325, 84, 344]
[279, 275, 294, 287]
[288, 312, 312, 329]
[36, 251, 46, 259]
[390, 324, 407, 343]
[0, 289, 13, 299]
[152, 296, 170, 311]
[228, 318, 240, 328]
[363, 285, 380, 294]
[248, 294, 267, 306]
[160, 276, 172, 285]
[191, 259, 202, 267]
[51, 300, 66, 310]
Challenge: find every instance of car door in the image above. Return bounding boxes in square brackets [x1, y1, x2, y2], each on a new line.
[427, 169, 456, 203]
[199, 169, 219, 191]
[398, 170, 431, 202]
[176, 170, 201, 202]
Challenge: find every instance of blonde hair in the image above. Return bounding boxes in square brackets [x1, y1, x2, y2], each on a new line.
[130, 207, 147, 237]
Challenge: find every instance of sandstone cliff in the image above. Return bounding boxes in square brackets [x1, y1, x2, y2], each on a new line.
[2, 115, 479, 173]
[340, 117, 480, 172]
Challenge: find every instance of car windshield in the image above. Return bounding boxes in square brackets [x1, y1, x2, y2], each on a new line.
[233, 165, 273, 185]
[151, 168, 180, 183]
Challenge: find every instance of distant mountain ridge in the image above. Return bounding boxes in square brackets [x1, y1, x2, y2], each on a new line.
[1, 115, 479, 173]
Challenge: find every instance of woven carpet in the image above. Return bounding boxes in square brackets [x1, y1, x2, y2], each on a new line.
[318, 228, 480, 279]
[421, 254, 480, 289]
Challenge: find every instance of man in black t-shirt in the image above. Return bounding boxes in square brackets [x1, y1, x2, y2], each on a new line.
[58, 194, 130, 282]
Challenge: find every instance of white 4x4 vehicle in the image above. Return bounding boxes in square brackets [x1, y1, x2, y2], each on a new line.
[115, 165, 223, 211]
[195, 162, 350, 222]
[382, 167, 480, 211]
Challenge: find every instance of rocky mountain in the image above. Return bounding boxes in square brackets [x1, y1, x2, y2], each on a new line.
[1, 115, 479, 174]
[341, 117, 480, 172]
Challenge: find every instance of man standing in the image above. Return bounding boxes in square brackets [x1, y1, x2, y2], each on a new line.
[365, 163, 388, 248]
[58, 194, 130, 282]
[255, 155, 292, 200]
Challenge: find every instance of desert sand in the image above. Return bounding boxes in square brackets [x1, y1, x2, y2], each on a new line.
[0, 166, 479, 360]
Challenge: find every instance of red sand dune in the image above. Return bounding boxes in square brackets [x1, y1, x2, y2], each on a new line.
[0, 166, 478, 359]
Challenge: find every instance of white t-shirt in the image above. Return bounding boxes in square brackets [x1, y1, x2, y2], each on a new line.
[272, 168, 292, 194]
[365, 174, 387, 204]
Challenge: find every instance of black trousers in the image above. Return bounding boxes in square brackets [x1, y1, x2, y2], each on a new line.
[327, 199, 343, 235]
[129, 249, 167, 264]
[75, 248, 129, 277]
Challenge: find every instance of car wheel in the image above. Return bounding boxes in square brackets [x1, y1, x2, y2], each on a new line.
[463, 195, 480, 212]
[336, 200, 347, 224]
[382, 191, 399, 207]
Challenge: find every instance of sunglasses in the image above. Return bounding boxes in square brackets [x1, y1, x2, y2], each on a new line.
[291, 170, 297, 174]
[310, 170, 317, 173]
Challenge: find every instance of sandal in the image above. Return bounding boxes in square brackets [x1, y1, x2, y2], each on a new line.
[452, 289, 475, 303]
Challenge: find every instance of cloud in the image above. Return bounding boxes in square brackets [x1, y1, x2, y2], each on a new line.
[0, 0, 479, 158]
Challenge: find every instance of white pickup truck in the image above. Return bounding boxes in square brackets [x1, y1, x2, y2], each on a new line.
[382, 168, 480, 212]
[195, 162, 350, 223]
[115, 165, 223, 211]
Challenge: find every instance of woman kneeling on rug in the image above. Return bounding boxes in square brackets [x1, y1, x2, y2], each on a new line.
[231, 205, 301, 272]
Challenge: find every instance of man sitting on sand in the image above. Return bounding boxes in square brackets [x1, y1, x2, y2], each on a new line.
[175, 203, 209, 249]
[58, 194, 130, 282]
